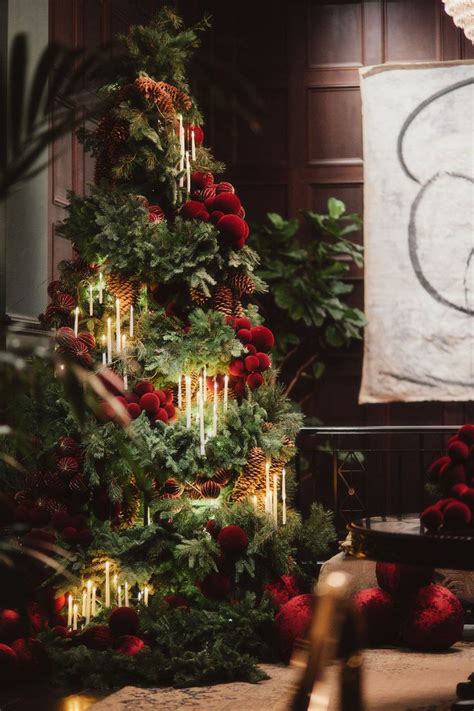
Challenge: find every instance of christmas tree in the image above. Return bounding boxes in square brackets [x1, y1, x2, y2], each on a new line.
[0, 9, 336, 688]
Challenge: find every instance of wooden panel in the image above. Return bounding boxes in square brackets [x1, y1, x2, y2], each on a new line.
[236, 89, 288, 167]
[384, 0, 440, 61]
[307, 88, 362, 163]
[237, 183, 288, 222]
[308, 2, 363, 67]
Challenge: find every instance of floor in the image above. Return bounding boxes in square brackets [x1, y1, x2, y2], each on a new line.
[89, 642, 474, 711]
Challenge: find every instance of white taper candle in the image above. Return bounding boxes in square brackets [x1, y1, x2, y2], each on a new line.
[105, 561, 110, 608]
[129, 305, 134, 338]
[223, 375, 229, 413]
[212, 378, 218, 436]
[99, 272, 103, 304]
[67, 594, 73, 628]
[107, 317, 112, 364]
[89, 283, 93, 316]
[273, 474, 278, 526]
[185, 375, 192, 428]
[178, 375, 182, 409]
[115, 298, 121, 353]
[191, 129, 196, 160]
[74, 307, 79, 336]
[73, 604, 78, 631]
[282, 467, 287, 525]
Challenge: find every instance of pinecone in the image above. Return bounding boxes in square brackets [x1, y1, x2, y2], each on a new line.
[232, 297, 245, 318]
[189, 286, 208, 305]
[230, 447, 267, 501]
[105, 273, 140, 311]
[228, 271, 256, 296]
[212, 286, 234, 317]
[110, 121, 129, 143]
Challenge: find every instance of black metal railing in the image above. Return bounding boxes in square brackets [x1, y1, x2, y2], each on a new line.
[295, 426, 459, 531]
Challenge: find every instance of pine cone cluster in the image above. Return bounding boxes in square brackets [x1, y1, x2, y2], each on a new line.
[212, 285, 234, 317]
[94, 116, 129, 184]
[106, 273, 140, 311]
[189, 286, 208, 306]
[228, 271, 256, 297]
[133, 76, 192, 118]
[230, 447, 267, 501]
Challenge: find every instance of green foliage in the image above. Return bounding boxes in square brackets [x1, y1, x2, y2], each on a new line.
[249, 201, 365, 403]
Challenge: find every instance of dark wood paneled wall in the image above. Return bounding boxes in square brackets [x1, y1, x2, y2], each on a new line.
[49, 0, 474, 427]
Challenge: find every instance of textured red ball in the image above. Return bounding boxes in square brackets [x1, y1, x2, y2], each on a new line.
[443, 500, 472, 529]
[211, 193, 242, 215]
[191, 170, 212, 189]
[0, 643, 17, 682]
[77, 331, 96, 350]
[421, 505, 443, 531]
[461, 486, 474, 506]
[209, 210, 224, 225]
[164, 594, 190, 609]
[451, 483, 469, 498]
[0, 610, 23, 643]
[199, 572, 232, 600]
[458, 424, 474, 445]
[256, 352, 271, 370]
[275, 594, 313, 662]
[165, 403, 176, 419]
[245, 343, 257, 354]
[244, 355, 260, 373]
[353, 587, 398, 646]
[192, 126, 204, 146]
[108, 607, 139, 637]
[127, 402, 142, 419]
[236, 328, 252, 344]
[264, 575, 303, 609]
[427, 455, 450, 482]
[140, 392, 161, 414]
[439, 462, 466, 492]
[154, 408, 169, 424]
[401, 584, 464, 650]
[114, 634, 146, 656]
[56, 436, 80, 456]
[217, 214, 249, 248]
[246, 372, 263, 390]
[376, 562, 433, 596]
[205, 519, 221, 538]
[153, 389, 166, 404]
[250, 326, 274, 352]
[181, 200, 209, 221]
[135, 380, 154, 396]
[229, 358, 245, 377]
[232, 378, 245, 397]
[217, 525, 249, 558]
[448, 439, 470, 462]
[61, 526, 79, 544]
[11, 638, 48, 676]
[235, 317, 251, 331]
[79, 624, 112, 650]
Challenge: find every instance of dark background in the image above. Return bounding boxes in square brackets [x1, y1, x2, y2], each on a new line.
[49, 0, 474, 427]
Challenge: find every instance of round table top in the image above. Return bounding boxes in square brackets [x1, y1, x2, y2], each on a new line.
[348, 515, 474, 571]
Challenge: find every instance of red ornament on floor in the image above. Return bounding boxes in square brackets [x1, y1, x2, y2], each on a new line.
[108, 607, 139, 637]
[401, 584, 464, 650]
[376, 562, 433, 596]
[353, 587, 399, 646]
[114, 634, 146, 656]
[275, 593, 313, 662]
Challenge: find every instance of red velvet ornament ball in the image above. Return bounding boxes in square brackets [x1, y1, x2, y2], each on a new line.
[376, 562, 433, 596]
[439, 462, 466, 492]
[192, 126, 204, 146]
[427, 455, 450, 482]
[236, 328, 252, 344]
[164, 593, 190, 609]
[235, 317, 251, 330]
[232, 378, 246, 398]
[199, 572, 232, 600]
[216, 214, 249, 249]
[165, 403, 176, 419]
[0, 643, 17, 682]
[108, 607, 139, 637]
[420, 505, 444, 531]
[250, 326, 274, 352]
[135, 380, 154, 396]
[461, 486, 474, 506]
[458, 424, 474, 445]
[244, 355, 260, 373]
[245, 343, 257, 354]
[443, 500, 472, 529]
[127, 402, 142, 419]
[256, 352, 271, 370]
[61, 526, 79, 544]
[209, 210, 224, 225]
[229, 358, 245, 377]
[140, 392, 161, 414]
[154, 389, 166, 404]
[114, 634, 146, 656]
[275, 593, 313, 662]
[181, 200, 209, 222]
[126, 392, 140, 404]
[154, 408, 169, 424]
[448, 439, 470, 462]
[353, 588, 398, 646]
[78, 624, 112, 650]
[451, 483, 469, 498]
[11, 638, 48, 676]
[217, 525, 249, 558]
[205, 519, 221, 538]
[191, 170, 212, 189]
[264, 575, 304, 609]
[0, 610, 23, 643]
[401, 584, 464, 650]
[211, 193, 242, 215]
[246, 372, 263, 390]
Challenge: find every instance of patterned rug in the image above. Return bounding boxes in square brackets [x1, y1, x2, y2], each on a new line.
[90, 642, 474, 710]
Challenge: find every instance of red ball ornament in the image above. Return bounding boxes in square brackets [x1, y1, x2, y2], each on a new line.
[180, 200, 209, 222]
[154, 408, 169, 424]
[232, 378, 246, 397]
[353, 588, 398, 646]
[77, 332, 96, 350]
[275, 594, 313, 662]
[249, 326, 274, 352]
[443, 500, 472, 529]
[56, 436, 80, 457]
[127, 402, 142, 419]
[461, 486, 474, 506]
[61, 526, 79, 545]
[244, 355, 260, 373]
[216, 181, 235, 194]
[244, 343, 257, 354]
[140, 392, 161, 414]
[135, 380, 154, 396]
[211, 193, 242, 215]
[235, 317, 251, 331]
[216, 214, 249, 249]
[229, 358, 245, 377]
[191, 170, 212, 190]
[439, 462, 466, 492]
[376, 562, 433, 596]
[205, 519, 221, 538]
[114, 634, 146, 656]
[56, 456, 79, 475]
[448, 439, 470, 462]
[236, 328, 252, 344]
[108, 607, 139, 637]
[78, 624, 112, 650]
[256, 352, 271, 370]
[199, 572, 231, 601]
[401, 584, 464, 650]
[154, 389, 166, 404]
[420, 505, 444, 531]
[192, 126, 204, 146]
[148, 204, 165, 223]
[77, 528, 93, 547]
[264, 575, 304, 609]
[165, 403, 176, 419]
[427, 455, 450, 482]
[10, 638, 48, 676]
[457, 424, 474, 445]
[209, 210, 224, 225]
[246, 372, 263, 390]
[217, 525, 249, 558]
[0, 643, 17, 683]
[164, 594, 190, 609]
[0, 610, 23, 643]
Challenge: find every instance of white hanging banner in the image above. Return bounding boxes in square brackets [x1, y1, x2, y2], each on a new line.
[359, 60, 474, 403]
